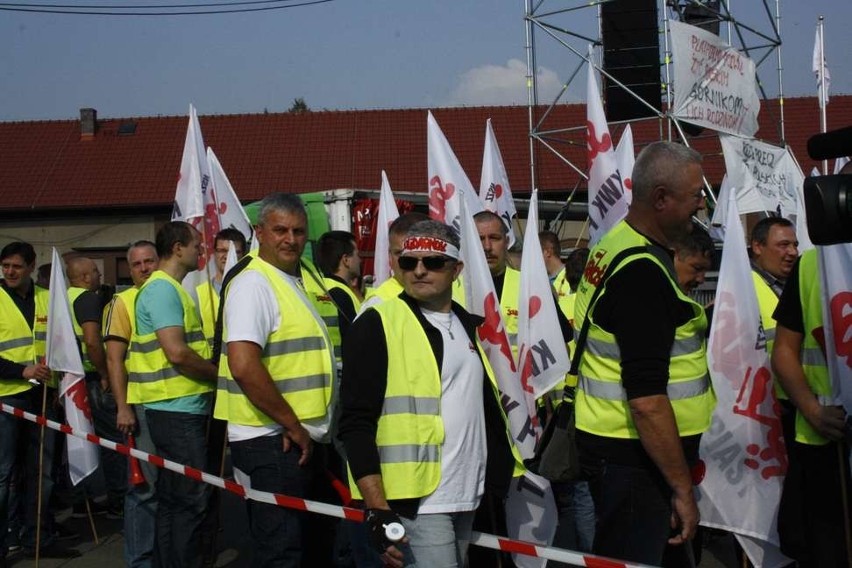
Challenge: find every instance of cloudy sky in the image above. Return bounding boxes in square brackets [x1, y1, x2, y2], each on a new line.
[0, 0, 849, 120]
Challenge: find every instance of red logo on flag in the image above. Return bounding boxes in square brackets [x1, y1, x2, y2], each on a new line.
[478, 292, 516, 373]
[67, 380, 93, 422]
[428, 176, 455, 222]
[587, 121, 613, 167]
[830, 291, 852, 368]
[733, 366, 787, 479]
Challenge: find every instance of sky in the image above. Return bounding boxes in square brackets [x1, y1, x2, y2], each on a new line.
[0, 0, 850, 121]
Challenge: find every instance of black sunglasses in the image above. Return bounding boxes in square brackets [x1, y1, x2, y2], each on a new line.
[398, 255, 455, 271]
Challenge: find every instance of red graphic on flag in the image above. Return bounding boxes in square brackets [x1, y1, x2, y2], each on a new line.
[67, 380, 92, 422]
[830, 291, 852, 368]
[587, 120, 613, 166]
[478, 292, 516, 373]
[733, 366, 787, 479]
[428, 176, 455, 222]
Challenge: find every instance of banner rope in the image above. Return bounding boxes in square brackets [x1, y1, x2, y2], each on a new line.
[0, 402, 655, 568]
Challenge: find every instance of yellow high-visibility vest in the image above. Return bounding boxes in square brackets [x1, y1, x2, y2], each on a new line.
[0, 284, 49, 396]
[574, 221, 715, 439]
[214, 255, 333, 427]
[126, 271, 212, 404]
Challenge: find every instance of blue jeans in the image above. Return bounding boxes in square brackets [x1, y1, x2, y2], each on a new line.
[146, 409, 210, 568]
[586, 461, 672, 565]
[124, 406, 159, 568]
[398, 510, 476, 567]
[230, 433, 312, 568]
[550, 480, 595, 560]
[0, 388, 57, 557]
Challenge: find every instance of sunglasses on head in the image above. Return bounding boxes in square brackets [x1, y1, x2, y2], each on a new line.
[398, 255, 455, 271]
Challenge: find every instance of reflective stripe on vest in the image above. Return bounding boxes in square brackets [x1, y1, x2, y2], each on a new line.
[67, 287, 96, 372]
[126, 271, 213, 404]
[213, 256, 333, 427]
[573, 221, 715, 440]
[795, 250, 832, 445]
[579, 372, 711, 401]
[0, 285, 49, 396]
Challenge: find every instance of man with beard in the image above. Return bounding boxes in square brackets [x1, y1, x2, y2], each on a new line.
[572, 142, 715, 564]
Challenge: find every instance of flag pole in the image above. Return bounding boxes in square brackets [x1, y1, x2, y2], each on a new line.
[34, 381, 48, 565]
[817, 15, 828, 174]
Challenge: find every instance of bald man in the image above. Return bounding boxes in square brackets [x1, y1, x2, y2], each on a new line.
[67, 257, 126, 518]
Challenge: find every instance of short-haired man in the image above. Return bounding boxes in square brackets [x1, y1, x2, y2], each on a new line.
[339, 220, 522, 567]
[474, 210, 520, 344]
[361, 212, 430, 311]
[0, 242, 79, 560]
[749, 217, 799, 444]
[127, 222, 218, 568]
[316, 230, 362, 365]
[103, 240, 159, 567]
[540, 231, 573, 314]
[214, 193, 334, 566]
[772, 248, 850, 566]
[66, 257, 127, 517]
[573, 142, 715, 564]
[672, 222, 715, 295]
[197, 228, 247, 344]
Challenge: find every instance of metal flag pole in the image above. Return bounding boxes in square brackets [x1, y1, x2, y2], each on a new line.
[817, 15, 828, 174]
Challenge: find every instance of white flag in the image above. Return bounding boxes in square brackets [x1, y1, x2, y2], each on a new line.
[373, 170, 400, 287]
[517, 190, 572, 399]
[833, 156, 850, 174]
[505, 472, 558, 568]
[479, 118, 517, 247]
[224, 239, 239, 277]
[586, 47, 628, 245]
[817, 244, 852, 414]
[813, 24, 830, 105]
[699, 194, 789, 564]
[615, 124, 635, 206]
[427, 111, 484, 234]
[47, 248, 98, 486]
[207, 147, 254, 252]
[172, 104, 207, 223]
[458, 195, 538, 458]
[709, 174, 732, 241]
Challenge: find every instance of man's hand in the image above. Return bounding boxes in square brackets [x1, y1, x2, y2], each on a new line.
[365, 508, 407, 567]
[116, 404, 137, 436]
[668, 488, 699, 545]
[282, 424, 313, 466]
[802, 403, 847, 441]
[23, 363, 51, 383]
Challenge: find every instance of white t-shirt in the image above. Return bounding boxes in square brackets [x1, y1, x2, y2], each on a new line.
[223, 266, 333, 442]
[416, 309, 487, 514]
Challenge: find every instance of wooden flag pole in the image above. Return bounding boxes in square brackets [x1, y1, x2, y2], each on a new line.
[34, 382, 48, 566]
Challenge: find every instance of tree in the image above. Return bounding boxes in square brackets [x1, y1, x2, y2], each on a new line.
[288, 98, 309, 113]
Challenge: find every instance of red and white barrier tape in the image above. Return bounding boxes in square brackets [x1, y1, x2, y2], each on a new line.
[0, 402, 654, 568]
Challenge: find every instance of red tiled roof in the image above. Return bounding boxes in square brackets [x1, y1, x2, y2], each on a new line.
[0, 97, 849, 212]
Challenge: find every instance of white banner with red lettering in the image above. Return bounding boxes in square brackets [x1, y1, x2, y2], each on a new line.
[427, 111, 484, 234]
[586, 48, 628, 245]
[818, 244, 852, 413]
[670, 20, 760, 137]
[479, 118, 517, 248]
[47, 248, 98, 486]
[698, 195, 790, 565]
[373, 170, 400, 287]
[518, 190, 572, 400]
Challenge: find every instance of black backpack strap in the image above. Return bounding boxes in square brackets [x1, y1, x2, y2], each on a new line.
[211, 255, 253, 366]
[299, 260, 354, 327]
[568, 245, 657, 375]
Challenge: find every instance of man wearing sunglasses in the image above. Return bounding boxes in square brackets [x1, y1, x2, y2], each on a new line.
[339, 220, 522, 568]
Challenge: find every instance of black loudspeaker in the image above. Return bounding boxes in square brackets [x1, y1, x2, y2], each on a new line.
[601, 0, 661, 122]
[683, 0, 721, 36]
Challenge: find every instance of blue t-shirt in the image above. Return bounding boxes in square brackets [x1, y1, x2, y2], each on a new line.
[136, 279, 212, 415]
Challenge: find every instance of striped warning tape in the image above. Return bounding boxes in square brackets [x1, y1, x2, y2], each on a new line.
[0, 402, 655, 568]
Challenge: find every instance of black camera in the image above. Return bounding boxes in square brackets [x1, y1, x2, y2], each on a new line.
[803, 127, 852, 245]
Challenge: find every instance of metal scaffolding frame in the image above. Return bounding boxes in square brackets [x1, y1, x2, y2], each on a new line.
[523, 0, 786, 231]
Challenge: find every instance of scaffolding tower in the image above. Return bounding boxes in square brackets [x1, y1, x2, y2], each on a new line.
[523, 0, 786, 233]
